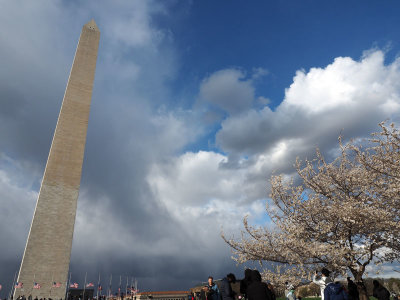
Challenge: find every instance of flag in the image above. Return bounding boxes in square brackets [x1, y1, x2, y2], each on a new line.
[15, 282, 23, 288]
[70, 283, 79, 288]
[86, 282, 94, 288]
[98, 285, 102, 291]
[33, 282, 41, 289]
[53, 282, 62, 288]
[129, 287, 138, 293]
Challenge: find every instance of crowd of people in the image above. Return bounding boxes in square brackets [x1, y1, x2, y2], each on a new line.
[196, 268, 397, 300]
[197, 270, 276, 300]
[312, 268, 394, 300]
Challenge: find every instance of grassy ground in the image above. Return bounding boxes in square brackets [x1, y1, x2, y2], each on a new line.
[276, 296, 393, 300]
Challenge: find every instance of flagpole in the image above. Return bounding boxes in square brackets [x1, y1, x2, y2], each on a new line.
[9, 270, 17, 300]
[130, 277, 133, 300]
[125, 276, 128, 299]
[108, 275, 112, 300]
[119, 276, 121, 299]
[65, 272, 72, 300]
[97, 273, 101, 300]
[134, 278, 137, 300]
[83, 272, 87, 300]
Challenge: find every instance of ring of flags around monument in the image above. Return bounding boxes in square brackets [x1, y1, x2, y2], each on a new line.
[4, 280, 138, 291]
[2, 275, 138, 298]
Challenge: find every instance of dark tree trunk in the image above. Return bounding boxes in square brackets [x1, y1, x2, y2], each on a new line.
[356, 281, 368, 300]
[351, 269, 368, 300]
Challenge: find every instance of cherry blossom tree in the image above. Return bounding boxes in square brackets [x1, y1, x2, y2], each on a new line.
[223, 122, 400, 295]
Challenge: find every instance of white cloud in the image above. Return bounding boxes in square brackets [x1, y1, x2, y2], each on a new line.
[200, 69, 255, 114]
[365, 263, 400, 278]
[149, 110, 204, 155]
[217, 50, 400, 174]
[147, 151, 267, 241]
[283, 51, 400, 115]
[148, 151, 243, 208]
[86, 1, 170, 49]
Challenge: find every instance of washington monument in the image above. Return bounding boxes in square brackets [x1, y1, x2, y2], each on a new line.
[14, 20, 100, 299]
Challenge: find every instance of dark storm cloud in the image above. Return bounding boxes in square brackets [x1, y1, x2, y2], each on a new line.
[0, 2, 241, 295]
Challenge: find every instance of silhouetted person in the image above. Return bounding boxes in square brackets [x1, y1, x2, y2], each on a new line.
[221, 273, 236, 300]
[324, 282, 348, 300]
[246, 270, 272, 300]
[240, 269, 253, 299]
[373, 280, 390, 300]
[346, 278, 358, 300]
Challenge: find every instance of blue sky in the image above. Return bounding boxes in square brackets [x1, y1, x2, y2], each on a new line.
[170, 1, 400, 107]
[1, 0, 400, 294]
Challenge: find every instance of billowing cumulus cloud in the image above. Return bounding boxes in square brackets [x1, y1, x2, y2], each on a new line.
[149, 50, 400, 253]
[147, 150, 268, 261]
[217, 50, 400, 160]
[284, 51, 400, 115]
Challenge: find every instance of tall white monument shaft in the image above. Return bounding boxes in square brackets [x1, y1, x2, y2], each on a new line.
[15, 20, 100, 300]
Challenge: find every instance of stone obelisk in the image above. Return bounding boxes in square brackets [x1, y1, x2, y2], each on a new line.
[14, 20, 100, 300]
